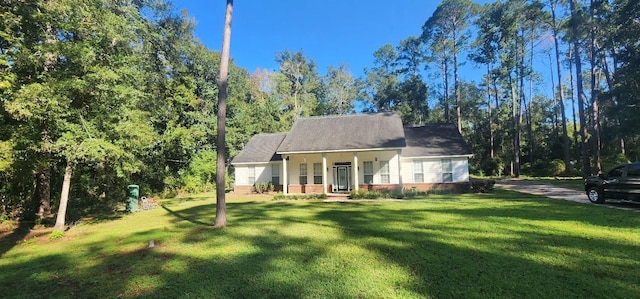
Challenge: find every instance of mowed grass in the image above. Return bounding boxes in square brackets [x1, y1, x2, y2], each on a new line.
[1, 190, 640, 298]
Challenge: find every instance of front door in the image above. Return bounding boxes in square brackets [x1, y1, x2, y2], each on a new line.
[337, 166, 349, 191]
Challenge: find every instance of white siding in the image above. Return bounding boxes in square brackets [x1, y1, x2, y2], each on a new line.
[424, 159, 442, 182]
[255, 165, 269, 184]
[453, 158, 470, 182]
[235, 166, 249, 186]
[401, 160, 415, 183]
[401, 157, 470, 183]
[234, 163, 277, 186]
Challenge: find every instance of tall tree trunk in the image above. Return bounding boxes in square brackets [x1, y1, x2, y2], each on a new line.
[551, 0, 571, 173]
[570, 0, 590, 178]
[492, 69, 500, 161]
[568, 48, 579, 160]
[442, 57, 450, 123]
[510, 74, 520, 178]
[453, 31, 462, 134]
[36, 167, 51, 219]
[54, 164, 72, 232]
[511, 30, 521, 178]
[486, 64, 494, 159]
[589, 0, 602, 173]
[527, 37, 535, 166]
[550, 51, 559, 140]
[36, 127, 53, 220]
[601, 50, 625, 155]
[526, 98, 533, 165]
[215, 0, 233, 227]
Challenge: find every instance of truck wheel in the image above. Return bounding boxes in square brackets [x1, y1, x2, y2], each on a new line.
[587, 187, 605, 204]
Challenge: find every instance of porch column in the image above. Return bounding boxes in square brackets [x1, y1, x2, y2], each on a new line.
[322, 153, 327, 194]
[283, 155, 288, 195]
[353, 152, 359, 191]
[397, 149, 403, 193]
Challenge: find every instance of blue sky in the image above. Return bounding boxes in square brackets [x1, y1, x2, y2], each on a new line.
[170, 0, 444, 77]
[168, 0, 558, 100]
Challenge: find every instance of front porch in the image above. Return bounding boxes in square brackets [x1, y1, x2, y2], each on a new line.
[280, 150, 403, 195]
[286, 183, 403, 194]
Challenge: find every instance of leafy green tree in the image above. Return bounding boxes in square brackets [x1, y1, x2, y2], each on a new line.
[360, 44, 400, 112]
[396, 36, 426, 77]
[606, 0, 640, 161]
[395, 75, 429, 125]
[38, 0, 155, 231]
[275, 50, 322, 120]
[360, 43, 429, 124]
[422, 0, 480, 133]
[320, 63, 357, 115]
[568, 0, 591, 177]
[545, 0, 572, 174]
[469, 2, 501, 159]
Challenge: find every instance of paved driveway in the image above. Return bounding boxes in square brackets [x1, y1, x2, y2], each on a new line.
[495, 179, 640, 211]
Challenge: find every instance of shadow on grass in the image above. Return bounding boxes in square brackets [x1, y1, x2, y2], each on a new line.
[0, 222, 32, 258]
[312, 203, 640, 298]
[602, 199, 640, 210]
[1, 198, 639, 298]
[150, 199, 640, 297]
[161, 204, 215, 226]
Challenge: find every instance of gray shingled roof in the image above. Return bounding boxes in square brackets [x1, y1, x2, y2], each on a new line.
[402, 124, 473, 157]
[276, 112, 406, 153]
[231, 133, 286, 164]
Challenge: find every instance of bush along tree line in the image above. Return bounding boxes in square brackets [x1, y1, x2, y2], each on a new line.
[1, 0, 639, 224]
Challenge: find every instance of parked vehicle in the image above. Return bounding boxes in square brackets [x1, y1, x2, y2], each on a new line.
[584, 163, 640, 204]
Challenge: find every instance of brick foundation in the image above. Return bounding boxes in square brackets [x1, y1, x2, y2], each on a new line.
[234, 185, 254, 194]
[404, 182, 471, 193]
[288, 184, 325, 194]
[233, 184, 283, 194]
[359, 184, 402, 193]
[235, 182, 471, 194]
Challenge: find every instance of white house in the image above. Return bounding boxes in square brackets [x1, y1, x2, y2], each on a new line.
[231, 112, 473, 194]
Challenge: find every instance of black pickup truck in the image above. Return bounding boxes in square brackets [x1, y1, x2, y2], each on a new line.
[584, 163, 640, 204]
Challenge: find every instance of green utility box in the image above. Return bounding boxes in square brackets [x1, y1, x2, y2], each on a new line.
[126, 184, 139, 213]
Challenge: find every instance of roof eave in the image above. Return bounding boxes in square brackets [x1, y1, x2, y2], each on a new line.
[401, 154, 474, 159]
[277, 147, 405, 155]
[230, 161, 278, 165]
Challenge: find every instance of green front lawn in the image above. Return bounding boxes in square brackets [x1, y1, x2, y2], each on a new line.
[1, 190, 639, 298]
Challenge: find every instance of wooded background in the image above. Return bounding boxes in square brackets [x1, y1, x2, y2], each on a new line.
[1, 0, 638, 222]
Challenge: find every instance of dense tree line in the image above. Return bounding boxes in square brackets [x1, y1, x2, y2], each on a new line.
[360, 0, 640, 180]
[0, 0, 234, 223]
[1, 0, 639, 224]
[0, 0, 361, 224]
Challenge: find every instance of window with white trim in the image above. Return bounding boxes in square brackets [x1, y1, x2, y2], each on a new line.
[380, 160, 390, 184]
[442, 159, 453, 182]
[271, 164, 280, 185]
[248, 166, 255, 185]
[363, 161, 373, 184]
[299, 163, 307, 185]
[313, 163, 322, 184]
[414, 160, 424, 182]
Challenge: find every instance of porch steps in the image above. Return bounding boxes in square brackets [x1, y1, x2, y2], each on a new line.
[324, 192, 351, 201]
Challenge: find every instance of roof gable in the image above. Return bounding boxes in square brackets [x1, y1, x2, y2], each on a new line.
[277, 112, 406, 153]
[402, 124, 472, 157]
[231, 133, 286, 164]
